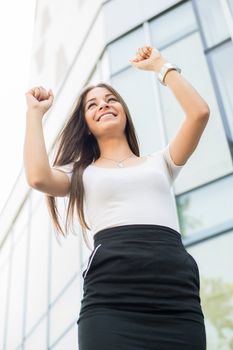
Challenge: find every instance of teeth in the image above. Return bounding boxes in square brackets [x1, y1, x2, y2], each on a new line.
[98, 113, 116, 121]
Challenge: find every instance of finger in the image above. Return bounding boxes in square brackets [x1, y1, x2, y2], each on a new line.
[137, 48, 148, 59]
[38, 87, 50, 101]
[39, 86, 48, 96]
[142, 47, 151, 56]
[26, 88, 35, 97]
[129, 58, 139, 67]
[141, 47, 151, 59]
[34, 87, 41, 98]
[136, 51, 146, 60]
[136, 52, 146, 61]
[34, 86, 46, 96]
[136, 52, 147, 61]
[37, 86, 48, 97]
[129, 56, 139, 63]
[134, 51, 144, 61]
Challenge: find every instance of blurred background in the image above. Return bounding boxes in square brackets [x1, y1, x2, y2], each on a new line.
[0, 0, 233, 349]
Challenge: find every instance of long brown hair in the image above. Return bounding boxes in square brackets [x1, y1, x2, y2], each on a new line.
[46, 83, 140, 250]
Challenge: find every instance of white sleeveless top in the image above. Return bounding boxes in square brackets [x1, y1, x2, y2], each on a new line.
[52, 144, 185, 235]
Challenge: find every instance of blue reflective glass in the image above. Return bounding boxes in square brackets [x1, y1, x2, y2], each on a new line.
[111, 67, 164, 153]
[150, 2, 197, 48]
[108, 27, 145, 75]
[210, 41, 233, 140]
[195, 0, 230, 47]
[177, 174, 233, 237]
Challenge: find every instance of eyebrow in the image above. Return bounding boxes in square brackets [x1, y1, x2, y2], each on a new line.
[85, 93, 116, 106]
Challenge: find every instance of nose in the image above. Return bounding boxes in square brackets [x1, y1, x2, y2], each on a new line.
[98, 100, 109, 110]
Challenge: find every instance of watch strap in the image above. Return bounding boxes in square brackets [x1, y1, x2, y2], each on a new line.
[158, 62, 181, 86]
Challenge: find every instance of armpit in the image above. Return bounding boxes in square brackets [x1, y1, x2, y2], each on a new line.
[161, 144, 185, 182]
[51, 163, 74, 183]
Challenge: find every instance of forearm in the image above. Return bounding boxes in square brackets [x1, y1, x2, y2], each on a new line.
[24, 108, 51, 185]
[160, 68, 210, 119]
[131, 47, 210, 119]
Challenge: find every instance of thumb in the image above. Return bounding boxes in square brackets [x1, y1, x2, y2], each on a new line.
[48, 89, 54, 102]
[129, 57, 140, 67]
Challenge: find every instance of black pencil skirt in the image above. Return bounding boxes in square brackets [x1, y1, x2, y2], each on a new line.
[77, 224, 206, 349]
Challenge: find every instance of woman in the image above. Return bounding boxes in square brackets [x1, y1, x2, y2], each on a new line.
[24, 46, 209, 349]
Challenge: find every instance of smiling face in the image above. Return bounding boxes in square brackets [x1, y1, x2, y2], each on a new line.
[84, 87, 127, 138]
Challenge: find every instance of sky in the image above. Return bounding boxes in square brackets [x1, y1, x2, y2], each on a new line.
[0, 0, 36, 214]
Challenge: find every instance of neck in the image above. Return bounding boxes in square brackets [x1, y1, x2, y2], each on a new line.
[97, 135, 134, 159]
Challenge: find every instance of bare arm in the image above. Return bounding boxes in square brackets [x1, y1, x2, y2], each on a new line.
[24, 87, 70, 197]
[162, 69, 210, 166]
[130, 47, 210, 166]
[24, 109, 51, 185]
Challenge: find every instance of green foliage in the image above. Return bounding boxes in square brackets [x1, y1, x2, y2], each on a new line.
[200, 276, 233, 349]
[177, 196, 203, 237]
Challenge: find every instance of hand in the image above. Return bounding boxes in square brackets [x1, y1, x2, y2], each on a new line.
[25, 86, 54, 115]
[129, 46, 168, 73]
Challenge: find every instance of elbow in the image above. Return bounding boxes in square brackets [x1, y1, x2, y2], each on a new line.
[188, 105, 210, 121]
[25, 169, 51, 189]
[197, 105, 210, 119]
[27, 177, 43, 189]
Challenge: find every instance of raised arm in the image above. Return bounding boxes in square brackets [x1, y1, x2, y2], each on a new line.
[160, 63, 209, 166]
[130, 46, 210, 166]
[24, 87, 70, 197]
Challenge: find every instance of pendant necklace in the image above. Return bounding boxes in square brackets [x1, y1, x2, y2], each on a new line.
[99, 154, 136, 168]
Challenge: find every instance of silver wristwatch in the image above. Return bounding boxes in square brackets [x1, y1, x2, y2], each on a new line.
[157, 62, 181, 86]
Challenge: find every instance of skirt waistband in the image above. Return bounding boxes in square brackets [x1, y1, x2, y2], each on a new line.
[94, 224, 182, 247]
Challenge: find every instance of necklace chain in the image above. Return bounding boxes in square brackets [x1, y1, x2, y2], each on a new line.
[99, 154, 136, 168]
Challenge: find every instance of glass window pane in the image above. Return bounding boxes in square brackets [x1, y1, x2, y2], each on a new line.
[100, 49, 111, 82]
[103, 0, 142, 42]
[12, 199, 29, 246]
[195, 0, 230, 47]
[24, 318, 47, 350]
[25, 201, 49, 335]
[108, 27, 145, 75]
[51, 197, 80, 302]
[140, 0, 182, 22]
[150, 2, 197, 48]
[111, 67, 164, 154]
[87, 65, 101, 85]
[159, 31, 233, 193]
[228, 0, 233, 16]
[49, 278, 79, 347]
[0, 232, 11, 271]
[210, 41, 233, 139]
[31, 190, 43, 213]
[5, 231, 27, 350]
[187, 231, 233, 349]
[177, 174, 233, 238]
[52, 325, 78, 350]
[0, 264, 9, 350]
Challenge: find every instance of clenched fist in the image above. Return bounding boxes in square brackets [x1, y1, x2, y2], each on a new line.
[25, 86, 54, 115]
[129, 46, 168, 73]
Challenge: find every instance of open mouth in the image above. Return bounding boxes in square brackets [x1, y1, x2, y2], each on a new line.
[97, 112, 117, 122]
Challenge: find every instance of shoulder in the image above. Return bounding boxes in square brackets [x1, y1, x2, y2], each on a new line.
[148, 144, 185, 182]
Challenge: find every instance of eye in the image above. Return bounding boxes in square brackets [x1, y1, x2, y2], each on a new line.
[87, 102, 97, 109]
[108, 97, 117, 102]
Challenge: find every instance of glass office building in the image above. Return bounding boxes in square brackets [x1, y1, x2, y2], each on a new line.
[0, 0, 233, 348]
